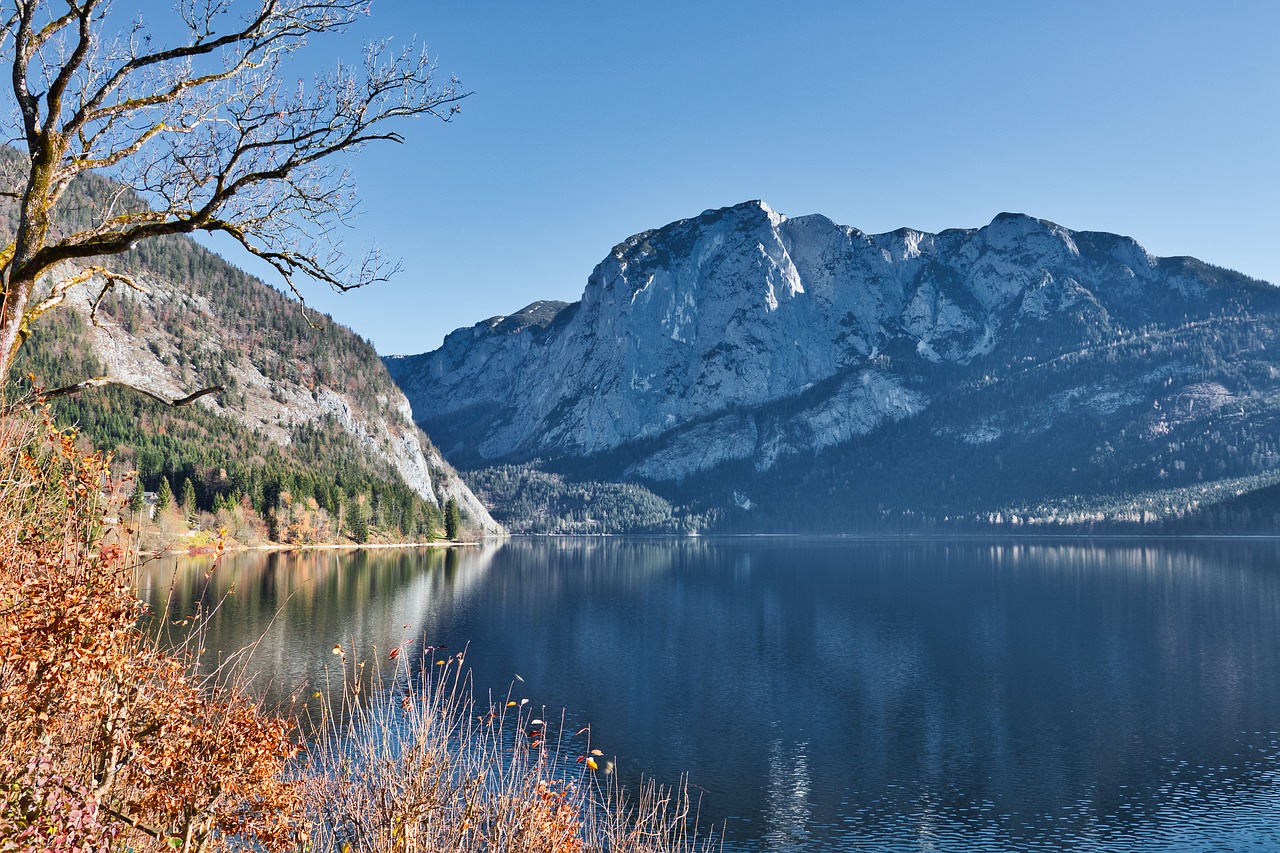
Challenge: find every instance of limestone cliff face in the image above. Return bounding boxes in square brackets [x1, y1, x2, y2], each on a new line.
[388, 201, 1254, 487]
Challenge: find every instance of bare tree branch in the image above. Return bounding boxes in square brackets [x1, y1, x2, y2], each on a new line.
[87, 266, 148, 326]
[0, 0, 469, 384]
[2, 377, 224, 417]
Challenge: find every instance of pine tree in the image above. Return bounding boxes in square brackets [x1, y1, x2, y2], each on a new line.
[347, 496, 370, 544]
[156, 476, 173, 511]
[445, 497, 461, 541]
[128, 476, 145, 514]
[179, 477, 197, 514]
[402, 498, 416, 539]
[425, 501, 442, 540]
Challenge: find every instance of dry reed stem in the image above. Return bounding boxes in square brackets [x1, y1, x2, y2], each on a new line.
[301, 643, 722, 853]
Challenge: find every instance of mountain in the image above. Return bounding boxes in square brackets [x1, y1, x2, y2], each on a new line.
[387, 201, 1280, 533]
[11, 169, 501, 540]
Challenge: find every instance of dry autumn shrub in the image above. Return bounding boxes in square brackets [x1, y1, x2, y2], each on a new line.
[0, 406, 304, 852]
[301, 648, 721, 853]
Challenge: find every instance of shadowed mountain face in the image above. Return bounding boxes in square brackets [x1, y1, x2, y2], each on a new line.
[388, 201, 1280, 532]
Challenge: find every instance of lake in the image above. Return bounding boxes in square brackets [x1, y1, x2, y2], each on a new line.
[138, 537, 1280, 852]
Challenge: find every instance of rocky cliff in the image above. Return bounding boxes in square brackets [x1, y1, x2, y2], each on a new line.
[15, 227, 501, 538]
[389, 201, 1280, 533]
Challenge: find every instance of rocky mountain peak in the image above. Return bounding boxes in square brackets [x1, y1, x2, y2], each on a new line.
[386, 203, 1276, 518]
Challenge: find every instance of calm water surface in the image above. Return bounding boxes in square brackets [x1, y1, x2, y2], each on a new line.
[139, 538, 1280, 852]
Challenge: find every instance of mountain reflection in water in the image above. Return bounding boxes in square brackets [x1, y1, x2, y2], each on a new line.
[139, 538, 1280, 852]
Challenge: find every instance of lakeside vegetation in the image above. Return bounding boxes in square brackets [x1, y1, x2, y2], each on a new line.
[0, 406, 719, 851]
[0, 409, 300, 850]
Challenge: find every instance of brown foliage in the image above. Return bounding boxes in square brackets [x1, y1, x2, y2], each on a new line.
[0, 407, 303, 851]
[500, 780, 585, 853]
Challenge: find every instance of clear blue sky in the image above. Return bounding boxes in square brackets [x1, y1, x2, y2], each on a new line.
[209, 0, 1280, 356]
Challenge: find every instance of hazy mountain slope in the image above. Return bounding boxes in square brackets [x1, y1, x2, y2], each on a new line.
[388, 202, 1280, 533]
[9, 169, 500, 538]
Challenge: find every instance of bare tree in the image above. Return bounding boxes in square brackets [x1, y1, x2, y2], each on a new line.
[0, 0, 466, 398]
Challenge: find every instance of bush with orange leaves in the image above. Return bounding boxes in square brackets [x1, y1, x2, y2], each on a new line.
[0, 408, 304, 852]
[503, 780, 584, 853]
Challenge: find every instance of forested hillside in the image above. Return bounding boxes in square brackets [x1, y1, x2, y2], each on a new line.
[8, 162, 500, 544]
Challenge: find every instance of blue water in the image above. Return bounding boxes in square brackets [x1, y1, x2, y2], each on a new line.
[141, 537, 1280, 851]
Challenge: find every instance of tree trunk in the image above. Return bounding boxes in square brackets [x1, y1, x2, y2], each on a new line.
[2, 141, 61, 385]
[0, 282, 29, 382]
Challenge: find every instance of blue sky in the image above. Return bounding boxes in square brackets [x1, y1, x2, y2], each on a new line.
[208, 0, 1280, 355]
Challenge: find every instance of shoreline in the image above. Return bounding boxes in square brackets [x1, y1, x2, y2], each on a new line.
[143, 538, 493, 558]
[143, 529, 1280, 557]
